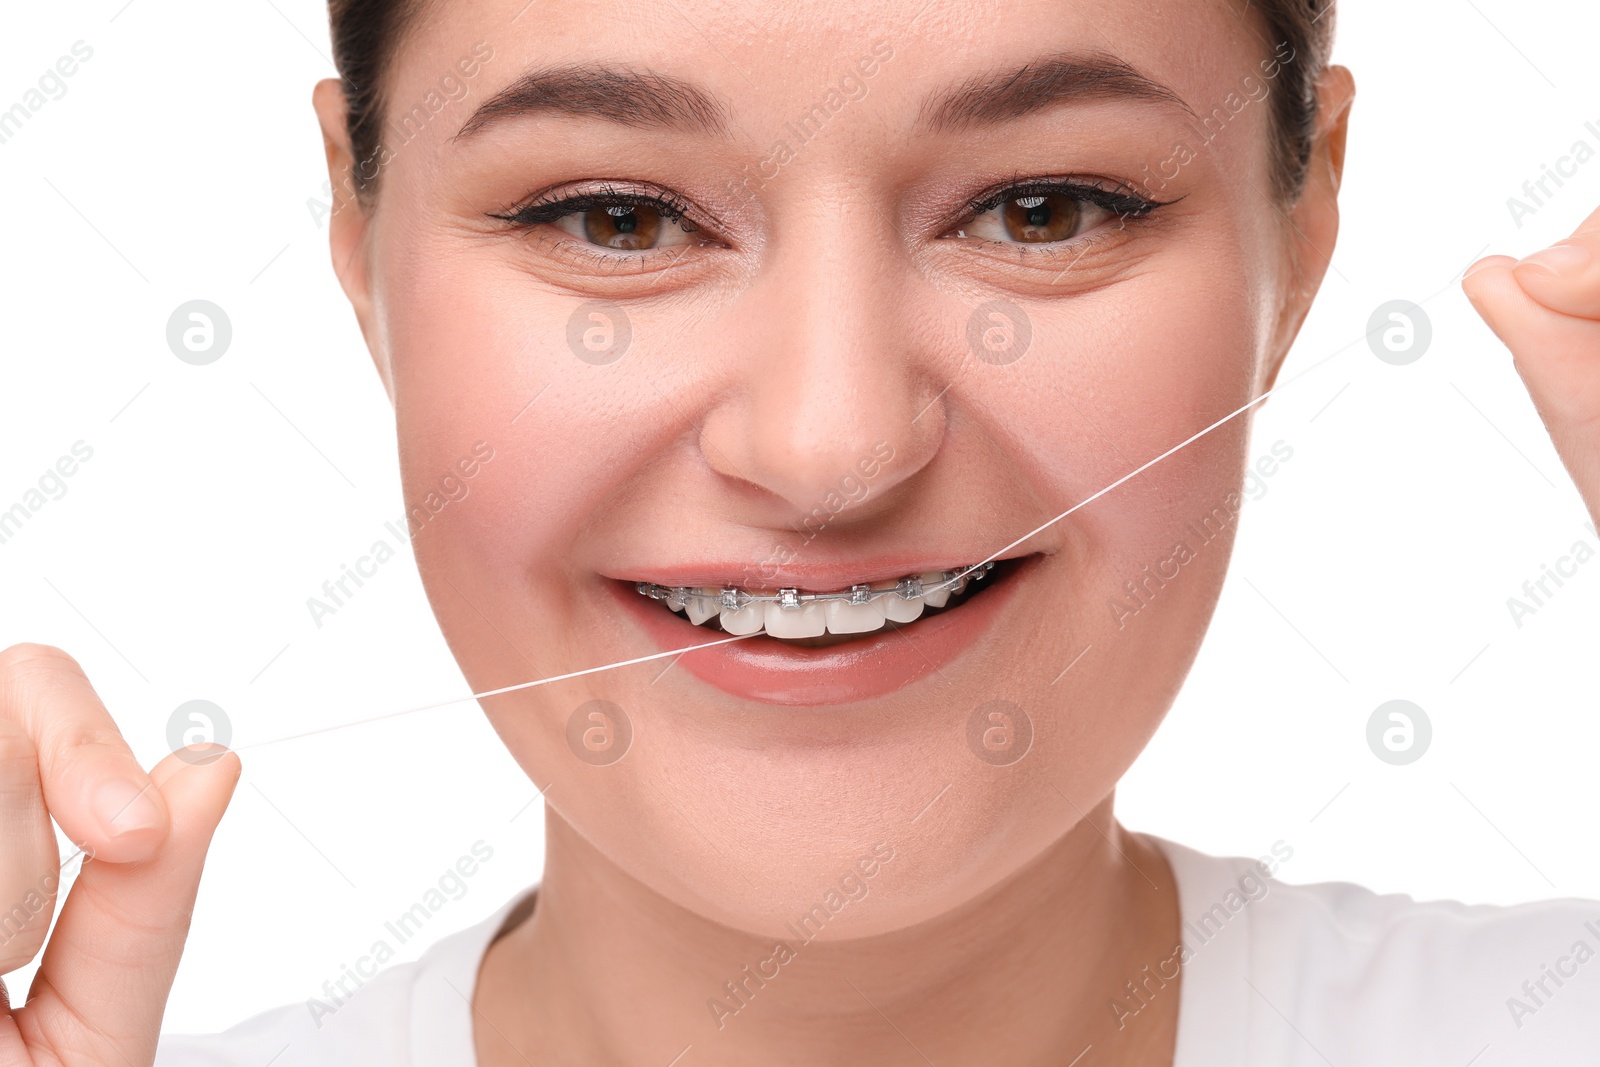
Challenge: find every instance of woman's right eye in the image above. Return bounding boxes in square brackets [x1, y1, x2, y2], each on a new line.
[494, 191, 706, 253]
[550, 202, 702, 251]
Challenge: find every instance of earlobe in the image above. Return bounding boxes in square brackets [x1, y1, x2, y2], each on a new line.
[311, 78, 392, 397]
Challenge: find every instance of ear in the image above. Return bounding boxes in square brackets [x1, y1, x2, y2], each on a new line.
[312, 78, 392, 397]
[1260, 64, 1356, 395]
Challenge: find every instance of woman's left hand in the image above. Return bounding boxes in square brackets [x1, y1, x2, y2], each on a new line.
[1464, 205, 1600, 524]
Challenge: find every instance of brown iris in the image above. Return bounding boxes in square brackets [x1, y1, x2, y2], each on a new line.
[583, 204, 663, 250]
[1001, 193, 1083, 243]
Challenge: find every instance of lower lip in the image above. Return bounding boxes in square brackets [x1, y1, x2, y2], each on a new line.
[608, 562, 1029, 706]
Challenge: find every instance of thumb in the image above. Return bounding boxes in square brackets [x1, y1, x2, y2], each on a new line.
[19, 746, 240, 1065]
[1464, 219, 1600, 518]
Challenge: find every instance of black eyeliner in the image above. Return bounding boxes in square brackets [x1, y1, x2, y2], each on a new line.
[490, 183, 699, 231]
[963, 179, 1178, 223]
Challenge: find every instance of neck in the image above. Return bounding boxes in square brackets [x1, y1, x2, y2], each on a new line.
[475, 800, 1181, 1066]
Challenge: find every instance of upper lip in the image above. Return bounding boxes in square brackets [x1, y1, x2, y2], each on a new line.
[607, 553, 1036, 593]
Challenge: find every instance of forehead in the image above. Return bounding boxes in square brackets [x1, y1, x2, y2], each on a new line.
[390, 0, 1264, 143]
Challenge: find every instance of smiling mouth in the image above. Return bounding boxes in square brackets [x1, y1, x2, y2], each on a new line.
[630, 558, 1022, 648]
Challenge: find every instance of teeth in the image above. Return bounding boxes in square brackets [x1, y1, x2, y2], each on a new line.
[685, 588, 719, 625]
[638, 562, 997, 639]
[882, 593, 924, 624]
[765, 600, 826, 638]
[719, 604, 765, 635]
[825, 597, 886, 633]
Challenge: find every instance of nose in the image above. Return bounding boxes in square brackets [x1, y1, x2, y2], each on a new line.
[698, 207, 946, 519]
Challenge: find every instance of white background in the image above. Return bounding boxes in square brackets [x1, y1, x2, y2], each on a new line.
[2, 0, 1598, 1035]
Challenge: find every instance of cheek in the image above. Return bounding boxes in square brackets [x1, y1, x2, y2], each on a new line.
[384, 240, 637, 591]
[1004, 251, 1266, 574]
[991, 258, 1265, 776]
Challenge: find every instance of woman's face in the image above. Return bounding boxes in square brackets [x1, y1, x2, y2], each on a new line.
[319, 0, 1339, 935]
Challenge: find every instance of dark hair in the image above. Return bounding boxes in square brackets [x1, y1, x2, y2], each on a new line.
[1253, 0, 1339, 203]
[328, 0, 1335, 203]
[327, 0, 420, 198]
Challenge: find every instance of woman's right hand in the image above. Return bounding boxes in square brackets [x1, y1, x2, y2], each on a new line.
[0, 643, 240, 1066]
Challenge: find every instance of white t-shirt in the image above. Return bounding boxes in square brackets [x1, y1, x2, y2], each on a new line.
[155, 837, 1600, 1065]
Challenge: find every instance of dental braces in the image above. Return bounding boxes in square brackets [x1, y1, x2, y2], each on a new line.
[635, 561, 997, 610]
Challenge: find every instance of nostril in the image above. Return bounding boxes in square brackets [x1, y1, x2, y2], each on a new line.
[694, 327, 946, 520]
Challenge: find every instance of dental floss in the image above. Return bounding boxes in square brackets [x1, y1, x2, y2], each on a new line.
[236, 271, 1462, 753]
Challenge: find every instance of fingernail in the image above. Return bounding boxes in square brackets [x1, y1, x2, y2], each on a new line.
[94, 778, 163, 837]
[1517, 243, 1592, 276]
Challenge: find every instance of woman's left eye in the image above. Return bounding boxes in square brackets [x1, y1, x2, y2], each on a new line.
[950, 183, 1160, 246]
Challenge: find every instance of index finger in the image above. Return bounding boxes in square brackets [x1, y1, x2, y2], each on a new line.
[0, 644, 170, 864]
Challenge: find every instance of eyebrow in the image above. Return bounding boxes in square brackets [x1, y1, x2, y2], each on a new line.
[456, 64, 731, 140]
[918, 51, 1196, 132]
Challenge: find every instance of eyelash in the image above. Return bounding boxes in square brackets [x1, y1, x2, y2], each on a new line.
[491, 183, 701, 233]
[957, 177, 1177, 231]
[488, 177, 1178, 245]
